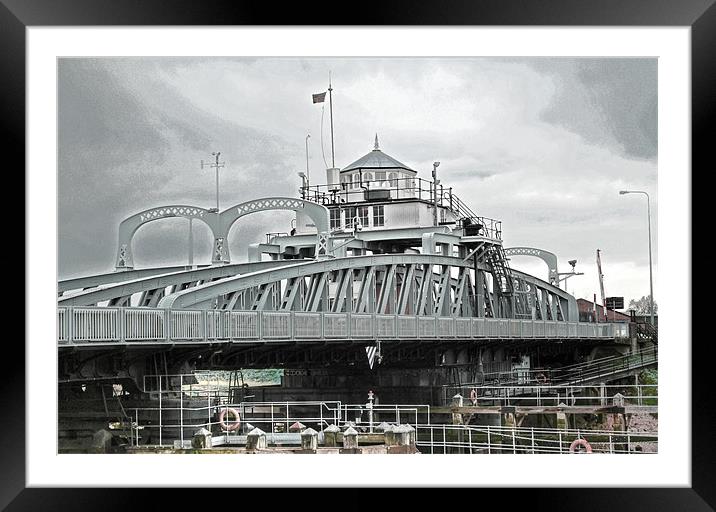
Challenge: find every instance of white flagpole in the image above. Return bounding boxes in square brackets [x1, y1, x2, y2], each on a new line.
[328, 71, 335, 168]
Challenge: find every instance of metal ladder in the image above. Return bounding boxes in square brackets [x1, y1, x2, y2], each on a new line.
[485, 244, 514, 296]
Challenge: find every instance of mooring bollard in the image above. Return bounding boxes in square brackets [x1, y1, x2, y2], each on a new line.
[383, 424, 396, 446]
[556, 403, 568, 430]
[246, 427, 267, 451]
[342, 426, 359, 450]
[192, 427, 212, 450]
[404, 424, 416, 446]
[323, 424, 341, 447]
[289, 421, 307, 433]
[452, 393, 464, 425]
[394, 425, 411, 446]
[376, 421, 391, 433]
[301, 428, 318, 452]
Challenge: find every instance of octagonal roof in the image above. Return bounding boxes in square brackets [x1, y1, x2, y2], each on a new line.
[342, 135, 416, 174]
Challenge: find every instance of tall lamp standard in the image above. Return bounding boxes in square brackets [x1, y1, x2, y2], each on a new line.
[619, 190, 655, 326]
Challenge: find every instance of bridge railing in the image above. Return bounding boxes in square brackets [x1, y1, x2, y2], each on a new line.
[57, 306, 626, 344]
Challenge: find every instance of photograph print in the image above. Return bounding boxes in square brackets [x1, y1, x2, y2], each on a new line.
[57, 56, 658, 455]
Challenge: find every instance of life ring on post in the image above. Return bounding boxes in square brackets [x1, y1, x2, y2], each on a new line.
[469, 388, 478, 405]
[218, 407, 241, 431]
[535, 372, 547, 385]
[569, 438, 593, 454]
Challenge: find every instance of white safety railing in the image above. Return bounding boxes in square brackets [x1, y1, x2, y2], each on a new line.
[443, 384, 658, 408]
[415, 424, 658, 454]
[58, 307, 626, 344]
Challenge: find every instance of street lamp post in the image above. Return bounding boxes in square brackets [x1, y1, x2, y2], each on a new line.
[619, 190, 655, 326]
[201, 151, 225, 212]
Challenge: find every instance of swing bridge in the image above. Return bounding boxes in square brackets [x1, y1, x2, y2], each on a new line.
[57, 139, 657, 451]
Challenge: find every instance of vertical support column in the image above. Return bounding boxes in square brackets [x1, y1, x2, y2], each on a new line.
[475, 269, 485, 318]
[212, 237, 230, 265]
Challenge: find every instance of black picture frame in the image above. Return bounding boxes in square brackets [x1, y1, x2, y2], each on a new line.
[4, 0, 707, 509]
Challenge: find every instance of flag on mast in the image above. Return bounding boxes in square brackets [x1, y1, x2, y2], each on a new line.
[312, 91, 327, 103]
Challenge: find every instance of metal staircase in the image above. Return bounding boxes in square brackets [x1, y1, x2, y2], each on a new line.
[485, 244, 514, 296]
[636, 322, 658, 345]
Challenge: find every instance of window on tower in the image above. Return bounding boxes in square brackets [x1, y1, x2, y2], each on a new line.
[330, 208, 341, 229]
[357, 206, 369, 227]
[373, 205, 385, 227]
[346, 206, 357, 228]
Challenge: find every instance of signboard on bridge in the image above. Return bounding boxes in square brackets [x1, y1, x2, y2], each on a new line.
[606, 296, 624, 310]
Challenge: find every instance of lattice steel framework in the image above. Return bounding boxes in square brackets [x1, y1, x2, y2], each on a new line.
[114, 197, 330, 270]
[152, 254, 577, 322]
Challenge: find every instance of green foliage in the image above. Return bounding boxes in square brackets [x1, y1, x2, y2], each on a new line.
[639, 368, 658, 385]
[628, 296, 658, 315]
[638, 369, 658, 406]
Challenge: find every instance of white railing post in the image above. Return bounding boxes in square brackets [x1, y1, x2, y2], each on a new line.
[68, 306, 75, 343]
[257, 311, 263, 340]
[119, 307, 125, 342]
[164, 309, 171, 341]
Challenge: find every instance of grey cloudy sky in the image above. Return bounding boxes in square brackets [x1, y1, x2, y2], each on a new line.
[58, 57, 657, 305]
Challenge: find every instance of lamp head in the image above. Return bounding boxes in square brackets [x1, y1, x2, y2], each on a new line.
[433, 161, 440, 169]
[619, 190, 629, 195]
[298, 171, 306, 178]
[568, 259, 577, 268]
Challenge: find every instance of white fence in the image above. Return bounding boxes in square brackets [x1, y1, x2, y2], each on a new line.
[57, 307, 626, 344]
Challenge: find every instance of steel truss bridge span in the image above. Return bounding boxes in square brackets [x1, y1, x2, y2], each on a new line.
[154, 254, 577, 323]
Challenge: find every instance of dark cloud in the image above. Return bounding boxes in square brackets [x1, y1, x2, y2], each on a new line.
[538, 58, 657, 161]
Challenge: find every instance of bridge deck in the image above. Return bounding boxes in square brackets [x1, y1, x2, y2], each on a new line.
[58, 306, 627, 346]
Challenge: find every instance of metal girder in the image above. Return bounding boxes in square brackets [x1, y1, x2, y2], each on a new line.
[417, 265, 433, 315]
[451, 267, 468, 316]
[397, 264, 416, 315]
[434, 265, 452, 317]
[307, 272, 329, 312]
[279, 277, 301, 311]
[357, 266, 376, 313]
[250, 283, 273, 311]
[332, 269, 352, 313]
[377, 264, 397, 314]
[59, 260, 308, 307]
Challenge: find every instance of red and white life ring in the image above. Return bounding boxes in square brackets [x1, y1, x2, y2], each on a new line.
[569, 438, 593, 453]
[535, 372, 547, 385]
[218, 407, 241, 431]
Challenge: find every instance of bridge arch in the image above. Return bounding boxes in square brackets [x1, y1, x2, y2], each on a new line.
[216, 197, 330, 263]
[115, 205, 219, 270]
[504, 247, 559, 286]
